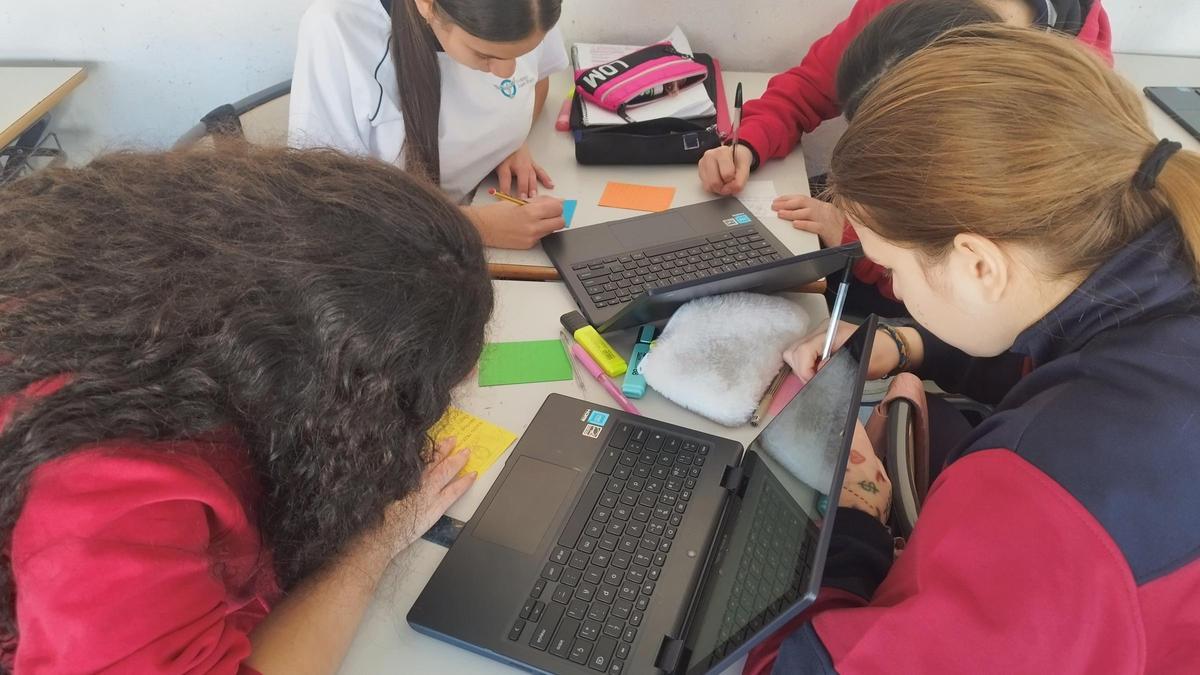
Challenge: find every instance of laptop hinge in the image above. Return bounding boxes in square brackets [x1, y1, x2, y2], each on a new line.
[720, 464, 748, 497]
[654, 634, 690, 674]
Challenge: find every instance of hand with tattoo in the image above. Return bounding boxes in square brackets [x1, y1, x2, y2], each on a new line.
[838, 422, 893, 523]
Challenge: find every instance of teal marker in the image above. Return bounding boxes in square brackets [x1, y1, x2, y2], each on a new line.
[622, 325, 655, 398]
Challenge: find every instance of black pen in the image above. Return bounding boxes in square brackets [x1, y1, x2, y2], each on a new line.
[731, 82, 743, 147]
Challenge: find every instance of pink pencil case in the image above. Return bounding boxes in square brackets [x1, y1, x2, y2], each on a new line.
[574, 43, 708, 122]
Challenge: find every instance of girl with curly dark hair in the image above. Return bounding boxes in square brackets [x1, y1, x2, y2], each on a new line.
[0, 146, 494, 673]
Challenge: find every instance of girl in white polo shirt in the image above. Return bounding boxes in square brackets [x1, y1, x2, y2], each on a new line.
[290, 0, 568, 249]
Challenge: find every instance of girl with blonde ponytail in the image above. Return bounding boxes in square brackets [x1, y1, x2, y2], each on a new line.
[750, 24, 1200, 674]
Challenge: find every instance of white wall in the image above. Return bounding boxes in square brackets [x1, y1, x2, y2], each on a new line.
[1104, 0, 1200, 57]
[1, 0, 1197, 164]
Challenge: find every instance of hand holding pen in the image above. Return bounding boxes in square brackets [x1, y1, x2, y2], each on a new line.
[697, 81, 753, 196]
[781, 259, 866, 382]
[475, 189, 565, 249]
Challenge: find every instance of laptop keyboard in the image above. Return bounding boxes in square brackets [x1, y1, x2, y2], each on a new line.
[707, 484, 813, 665]
[507, 421, 711, 674]
[570, 226, 784, 309]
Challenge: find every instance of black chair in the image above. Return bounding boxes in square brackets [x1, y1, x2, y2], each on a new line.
[0, 114, 66, 184]
[885, 395, 992, 538]
[174, 80, 292, 149]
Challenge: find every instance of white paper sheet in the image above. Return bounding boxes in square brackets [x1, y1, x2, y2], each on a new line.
[738, 180, 783, 225]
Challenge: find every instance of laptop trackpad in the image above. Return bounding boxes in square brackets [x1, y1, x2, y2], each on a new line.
[474, 456, 577, 555]
[610, 213, 699, 250]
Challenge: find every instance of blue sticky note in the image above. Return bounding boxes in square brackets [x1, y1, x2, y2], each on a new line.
[562, 199, 578, 228]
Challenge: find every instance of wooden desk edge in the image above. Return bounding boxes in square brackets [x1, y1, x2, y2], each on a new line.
[0, 67, 87, 149]
[488, 263, 561, 281]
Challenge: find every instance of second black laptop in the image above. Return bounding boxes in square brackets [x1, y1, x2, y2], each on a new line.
[542, 197, 859, 332]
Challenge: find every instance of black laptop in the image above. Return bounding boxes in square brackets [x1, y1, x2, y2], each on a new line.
[1145, 86, 1200, 141]
[542, 197, 856, 333]
[409, 317, 879, 675]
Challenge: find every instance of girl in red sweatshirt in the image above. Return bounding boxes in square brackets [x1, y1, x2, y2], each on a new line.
[0, 147, 492, 673]
[698, 0, 1112, 310]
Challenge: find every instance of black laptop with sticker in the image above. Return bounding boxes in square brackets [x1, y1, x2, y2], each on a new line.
[409, 317, 879, 674]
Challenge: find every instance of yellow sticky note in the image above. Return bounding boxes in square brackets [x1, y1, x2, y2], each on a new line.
[430, 408, 518, 477]
[598, 181, 676, 213]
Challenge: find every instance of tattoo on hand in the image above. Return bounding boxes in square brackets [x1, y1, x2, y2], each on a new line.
[858, 480, 879, 494]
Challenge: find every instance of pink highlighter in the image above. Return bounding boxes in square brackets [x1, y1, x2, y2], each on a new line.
[570, 343, 641, 415]
[555, 90, 575, 132]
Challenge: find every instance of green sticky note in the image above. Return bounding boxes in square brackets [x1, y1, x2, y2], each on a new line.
[478, 339, 574, 387]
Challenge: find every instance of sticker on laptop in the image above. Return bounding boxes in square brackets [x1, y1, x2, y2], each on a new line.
[733, 213, 752, 224]
[587, 411, 610, 427]
[582, 424, 603, 439]
[722, 218, 738, 227]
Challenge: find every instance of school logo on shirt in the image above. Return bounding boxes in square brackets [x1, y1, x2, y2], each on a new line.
[495, 75, 536, 99]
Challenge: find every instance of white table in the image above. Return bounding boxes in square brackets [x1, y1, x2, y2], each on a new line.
[0, 66, 86, 149]
[1114, 53, 1200, 151]
[480, 70, 819, 267]
[341, 67, 818, 673]
[444, 283, 827, 525]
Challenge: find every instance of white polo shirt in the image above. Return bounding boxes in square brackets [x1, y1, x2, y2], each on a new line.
[289, 0, 568, 201]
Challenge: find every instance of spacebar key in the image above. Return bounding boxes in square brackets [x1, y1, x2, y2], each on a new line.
[528, 603, 565, 651]
[558, 474, 608, 548]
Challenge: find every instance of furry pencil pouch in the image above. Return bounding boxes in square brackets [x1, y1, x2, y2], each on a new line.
[639, 293, 812, 426]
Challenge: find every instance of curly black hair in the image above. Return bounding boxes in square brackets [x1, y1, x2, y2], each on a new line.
[0, 146, 493, 644]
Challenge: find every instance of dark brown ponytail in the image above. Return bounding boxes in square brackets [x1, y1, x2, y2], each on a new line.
[391, 0, 442, 180]
[389, 0, 562, 184]
[835, 0, 999, 121]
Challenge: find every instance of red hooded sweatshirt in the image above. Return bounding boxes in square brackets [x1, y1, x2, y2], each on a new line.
[1, 377, 275, 674]
[737, 0, 1113, 299]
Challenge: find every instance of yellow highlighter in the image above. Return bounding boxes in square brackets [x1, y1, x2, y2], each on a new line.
[560, 311, 627, 377]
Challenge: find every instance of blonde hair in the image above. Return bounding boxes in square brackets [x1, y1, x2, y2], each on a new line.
[829, 24, 1200, 279]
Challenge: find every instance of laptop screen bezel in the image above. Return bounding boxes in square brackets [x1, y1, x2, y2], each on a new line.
[679, 315, 879, 675]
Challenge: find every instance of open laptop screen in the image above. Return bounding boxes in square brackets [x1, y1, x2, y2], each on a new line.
[682, 317, 876, 674]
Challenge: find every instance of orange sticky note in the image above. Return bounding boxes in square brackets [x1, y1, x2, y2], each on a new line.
[598, 182, 676, 213]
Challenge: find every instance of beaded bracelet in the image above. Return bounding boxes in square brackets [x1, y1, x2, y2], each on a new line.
[878, 323, 910, 378]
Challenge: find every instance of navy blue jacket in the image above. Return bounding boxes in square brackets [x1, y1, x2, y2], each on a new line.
[750, 219, 1200, 674]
